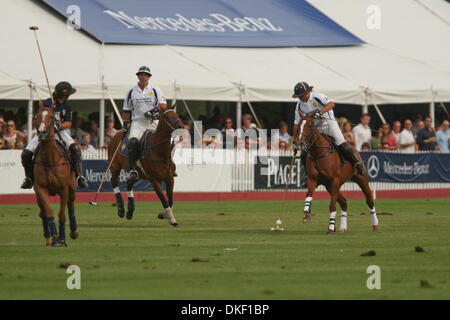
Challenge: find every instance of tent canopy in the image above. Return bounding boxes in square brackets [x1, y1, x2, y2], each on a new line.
[1, 0, 449, 104]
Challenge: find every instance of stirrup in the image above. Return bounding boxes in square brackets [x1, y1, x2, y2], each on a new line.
[76, 176, 88, 189]
[128, 170, 139, 182]
[20, 177, 33, 189]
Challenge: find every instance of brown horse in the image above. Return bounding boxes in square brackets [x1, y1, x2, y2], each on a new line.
[33, 105, 78, 246]
[298, 111, 379, 234]
[108, 109, 184, 226]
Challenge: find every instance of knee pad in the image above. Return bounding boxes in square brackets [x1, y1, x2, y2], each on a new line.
[21, 149, 34, 165]
[128, 138, 139, 150]
[69, 143, 81, 158]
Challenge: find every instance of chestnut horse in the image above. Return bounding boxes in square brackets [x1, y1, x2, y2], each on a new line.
[298, 111, 379, 234]
[108, 109, 184, 226]
[33, 106, 78, 246]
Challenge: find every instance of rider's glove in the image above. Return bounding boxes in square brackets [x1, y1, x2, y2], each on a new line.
[121, 120, 130, 138]
[314, 110, 322, 120]
[144, 108, 159, 120]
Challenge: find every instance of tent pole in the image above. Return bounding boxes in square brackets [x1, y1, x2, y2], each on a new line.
[27, 82, 33, 143]
[99, 98, 105, 147]
[236, 84, 242, 130]
[236, 101, 242, 131]
[362, 88, 369, 115]
[429, 86, 435, 128]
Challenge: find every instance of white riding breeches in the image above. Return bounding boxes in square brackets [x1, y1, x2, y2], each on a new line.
[129, 119, 158, 141]
[316, 119, 346, 146]
[25, 128, 74, 153]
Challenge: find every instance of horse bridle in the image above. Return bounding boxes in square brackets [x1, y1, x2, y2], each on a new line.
[161, 109, 183, 131]
[299, 117, 325, 152]
[37, 108, 55, 141]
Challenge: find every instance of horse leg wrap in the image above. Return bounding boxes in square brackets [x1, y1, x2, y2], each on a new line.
[68, 208, 77, 232]
[329, 211, 336, 231]
[304, 197, 312, 213]
[39, 213, 50, 238]
[163, 207, 177, 225]
[340, 211, 348, 231]
[115, 192, 124, 207]
[126, 195, 135, 220]
[47, 216, 58, 237]
[58, 220, 66, 241]
[370, 207, 378, 226]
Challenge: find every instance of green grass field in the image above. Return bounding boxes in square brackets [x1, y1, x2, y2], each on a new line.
[0, 198, 449, 299]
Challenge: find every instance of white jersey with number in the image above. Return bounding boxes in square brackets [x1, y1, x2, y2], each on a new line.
[123, 83, 166, 121]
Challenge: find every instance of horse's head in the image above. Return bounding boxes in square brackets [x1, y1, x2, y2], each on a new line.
[160, 108, 184, 132]
[36, 105, 55, 141]
[298, 110, 320, 150]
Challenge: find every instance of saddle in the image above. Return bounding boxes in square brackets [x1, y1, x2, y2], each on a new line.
[119, 129, 153, 159]
[308, 134, 347, 164]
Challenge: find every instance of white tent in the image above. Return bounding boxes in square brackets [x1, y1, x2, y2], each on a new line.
[1, 0, 449, 105]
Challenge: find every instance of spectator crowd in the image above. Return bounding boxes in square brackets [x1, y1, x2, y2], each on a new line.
[1, 107, 449, 153]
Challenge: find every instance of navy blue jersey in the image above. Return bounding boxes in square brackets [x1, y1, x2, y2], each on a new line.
[37, 98, 72, 125]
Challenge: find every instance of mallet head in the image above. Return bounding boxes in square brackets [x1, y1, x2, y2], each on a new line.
[89, 201, 97, 206]
[29, 26, 39, 31]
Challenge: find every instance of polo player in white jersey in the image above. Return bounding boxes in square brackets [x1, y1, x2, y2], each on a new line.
[292, 82, 365, 176]
[121, 66, 167, 183]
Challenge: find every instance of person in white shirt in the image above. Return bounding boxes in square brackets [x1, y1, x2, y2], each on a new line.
[121, 66, 167, 183]
[398, 119, 416, 153]
[292, 82, 365, 175]
[352, 114, 372, 151]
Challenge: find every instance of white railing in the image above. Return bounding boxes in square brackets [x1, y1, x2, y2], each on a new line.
[81, 148, 450, 192]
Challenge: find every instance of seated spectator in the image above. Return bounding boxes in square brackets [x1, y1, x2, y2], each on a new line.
[242, 113, 260, 149]
[0, 116, 6, 149]
[3, 120, 26, 149]
[104, 117, 118, 147]
[272, 121, 291, 149]
[371, 127, 382, 150]
[352, 113, 372, 151]
[436, 120, 449, 153]
[70, 114, 88, 142]
[398, 119, 417, 153]
[342, 121, 356, 148]
[183, 120, 195, 147]
[89, 120, 100, 148]
[80, 134, 97, 153]
[380, 123, 398, 151]
[392, 121, 401, 147]
[71, 135, 79, 144]
[361, 142, 371, 151]
[416, 116, 438, 151]
[221, 118, 236, 149]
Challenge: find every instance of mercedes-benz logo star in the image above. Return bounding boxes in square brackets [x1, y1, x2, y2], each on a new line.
[367, 155, 380, 178]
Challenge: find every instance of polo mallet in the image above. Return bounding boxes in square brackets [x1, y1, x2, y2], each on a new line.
[29, 26, 53, 102]
[89, 140, 123, 206]
[271, 149, 298, 232]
